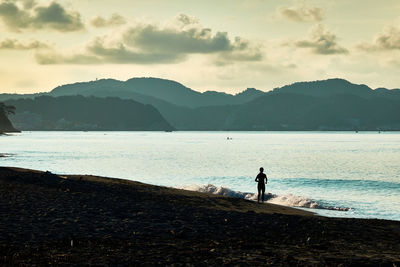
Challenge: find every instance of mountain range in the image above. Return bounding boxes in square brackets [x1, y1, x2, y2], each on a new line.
[272, 79, 400, 100]
[49, 78, 266, 108]
[1, 77, 400, 131]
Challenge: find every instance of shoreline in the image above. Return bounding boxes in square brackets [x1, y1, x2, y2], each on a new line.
[1, 167, 399, 265]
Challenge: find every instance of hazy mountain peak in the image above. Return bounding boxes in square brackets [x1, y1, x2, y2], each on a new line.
[235, 87, 264, 96]
[56, 78, 120, 88]
[123, 77, 195, 94]
[51, 78, 122, 96]
[273, 78, 373, 98]
[125, 77, 185, 86]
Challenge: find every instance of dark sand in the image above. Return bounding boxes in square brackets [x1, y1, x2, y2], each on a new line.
[0, 167, 399, 266]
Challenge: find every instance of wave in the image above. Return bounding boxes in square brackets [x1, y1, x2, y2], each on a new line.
[277, 178, 400, 191]
[180, 184, 350, 211]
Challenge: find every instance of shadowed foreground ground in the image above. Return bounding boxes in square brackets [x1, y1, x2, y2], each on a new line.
[0, 167, 399, 266]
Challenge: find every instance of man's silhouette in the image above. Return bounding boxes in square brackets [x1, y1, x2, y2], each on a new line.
[255, 167, 267, 203]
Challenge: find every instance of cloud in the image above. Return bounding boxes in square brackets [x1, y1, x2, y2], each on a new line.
[35, 14, 262, 65]
[21, 0, 35, 9]
[358, 24, 400, 51]
[122, 14, 256, 55]
[125, 26, 233, 54]
[0, 38, 49, 49]
[294, 24, 348, 55]
[277, 1, 323, 22]
[123, 14, 263, 63]
[0, 0, 84, 32]
[90, 13, 126, 28]
[214, 37, 263, 65]
[174, 13, 199, 26]
[35, 37, 185, 65]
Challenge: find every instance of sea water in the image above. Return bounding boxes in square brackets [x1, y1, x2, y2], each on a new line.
[1, 131, 399, 221]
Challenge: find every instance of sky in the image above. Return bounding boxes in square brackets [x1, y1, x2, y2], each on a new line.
[1, 0, 400, 94]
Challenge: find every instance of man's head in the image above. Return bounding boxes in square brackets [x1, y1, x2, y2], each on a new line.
[259, 167, 264, 172]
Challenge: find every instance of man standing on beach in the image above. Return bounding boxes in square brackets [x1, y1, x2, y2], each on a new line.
[255, 167, 267, 203]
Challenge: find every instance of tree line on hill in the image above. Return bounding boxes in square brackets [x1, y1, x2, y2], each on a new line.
[4, 96, 173, 131]
[1, 77, 400, 131]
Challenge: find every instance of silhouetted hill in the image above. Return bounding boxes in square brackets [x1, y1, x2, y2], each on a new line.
[49, 77, 264, 108]
[234, 88, 265, 102]
[374, 87, 400, 99]
[45, 77, 265, 129]
[123, 78, 202, 107]
[272, 78, 400, 99]
[75, 87, 266, 129]
[1, 77, 400, 130]
[0, 102, 17, 133]
[273, 79, 370, 98]
[184, 93, 400, 130]
[238, 93, 400, 130]
[52, 87, 194, 129]
[5, 96, 174, 131]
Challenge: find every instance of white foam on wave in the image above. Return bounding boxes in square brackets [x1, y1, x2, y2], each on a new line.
[180, 184, 349, 211]
[267, 194, 320, 209]
[182, 184, 256, 200]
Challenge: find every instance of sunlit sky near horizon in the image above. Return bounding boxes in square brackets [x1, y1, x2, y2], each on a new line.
[1, 0, 400, 94]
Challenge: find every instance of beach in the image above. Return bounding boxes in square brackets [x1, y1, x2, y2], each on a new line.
[0, 167, 399, 265]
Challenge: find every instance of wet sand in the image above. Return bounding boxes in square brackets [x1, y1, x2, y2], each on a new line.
[0, 167, 399, 266]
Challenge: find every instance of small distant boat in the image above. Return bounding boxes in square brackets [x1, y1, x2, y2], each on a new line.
[165, 130, 173, 132]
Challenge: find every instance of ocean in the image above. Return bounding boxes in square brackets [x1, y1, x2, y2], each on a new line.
[1, 131, 399, 221]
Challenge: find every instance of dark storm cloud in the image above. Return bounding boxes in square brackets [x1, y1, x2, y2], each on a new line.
[35, 14, 262, 65]
[0, 0, 84, 32]
[294, 24, 348, 55]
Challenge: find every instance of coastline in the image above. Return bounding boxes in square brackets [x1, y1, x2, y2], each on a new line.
[1, 167, 399, 265]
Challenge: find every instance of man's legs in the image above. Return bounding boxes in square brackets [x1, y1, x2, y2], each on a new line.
[261, 185, 265, 202]
[258, 184, 265, 203]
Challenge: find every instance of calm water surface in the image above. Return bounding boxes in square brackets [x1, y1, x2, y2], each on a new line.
[1, 131, 399, 220]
